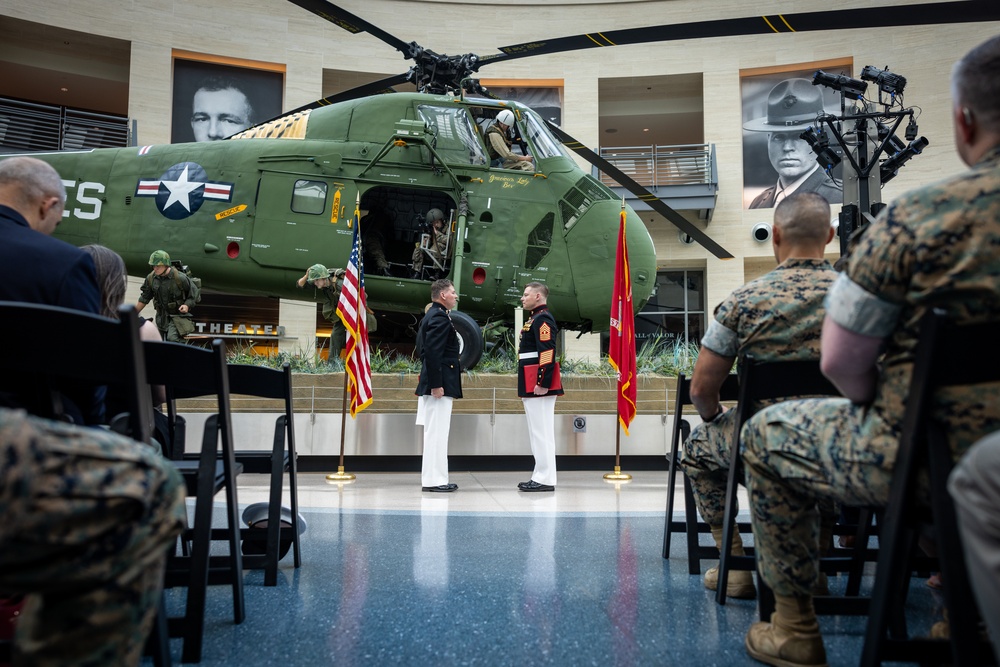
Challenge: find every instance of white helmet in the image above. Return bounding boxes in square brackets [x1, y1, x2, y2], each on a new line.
[495, 109, 515, 127]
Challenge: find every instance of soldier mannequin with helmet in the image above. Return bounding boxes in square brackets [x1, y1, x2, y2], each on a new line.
[297, 262, 377, 361]
[136, 249, 196, 343]
[410, 208, 452, 280]
[485, 109, 534, 171]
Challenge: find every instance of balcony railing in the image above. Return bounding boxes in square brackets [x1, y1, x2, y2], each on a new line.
[593, 143, 719, 220]
[596, 144, 714, 189]
[0, 96, 130, 153]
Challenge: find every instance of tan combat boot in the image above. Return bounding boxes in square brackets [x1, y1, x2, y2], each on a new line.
[745, 594, 828, 667]
[704, 525, 757, 599]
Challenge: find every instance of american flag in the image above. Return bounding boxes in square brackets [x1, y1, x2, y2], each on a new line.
[336, 198, 373, 416]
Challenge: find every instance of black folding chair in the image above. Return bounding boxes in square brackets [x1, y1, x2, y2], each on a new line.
[224, 362, 302, 586]
[0, 302, 170, 665]
[144, 339, 244, 664]
[715, 355, 846, 607]
[0, 302, 152, 438]
[662, 373, 743, 574]
[861, 310, 1000, 666]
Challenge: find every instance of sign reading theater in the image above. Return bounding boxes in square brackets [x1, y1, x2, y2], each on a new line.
[193, 322, 287, 337]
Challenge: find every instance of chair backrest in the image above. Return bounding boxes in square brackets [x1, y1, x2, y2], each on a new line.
[886, 309, 1000, 512]
[0, 301, 152, 441]
[671, 372, 739, 449]
[143, 339, 233, 456]
[734, 354, 841, 432]
[227, 361, 294, 431]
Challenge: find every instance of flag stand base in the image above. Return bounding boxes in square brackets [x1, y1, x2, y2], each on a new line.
[326, 465, 356, 482]
[603, 465, 632, 482]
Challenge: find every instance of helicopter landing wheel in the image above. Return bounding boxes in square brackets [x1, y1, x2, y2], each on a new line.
[450, 310, 484, 370]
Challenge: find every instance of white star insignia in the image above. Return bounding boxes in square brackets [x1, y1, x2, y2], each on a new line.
[161, 165, 205, 212]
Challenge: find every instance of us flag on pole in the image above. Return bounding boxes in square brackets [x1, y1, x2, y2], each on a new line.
[336, 198, 374, 416]
[608, 203, 637, 434]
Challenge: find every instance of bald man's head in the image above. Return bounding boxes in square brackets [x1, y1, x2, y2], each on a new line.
[0, 157, 66, 234]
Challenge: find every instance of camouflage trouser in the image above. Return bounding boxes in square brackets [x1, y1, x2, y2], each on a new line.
[0, 409, 186, 666]
[411, 245, 443, 274]
[681, 408, 837, 530]
[742, 397, 894, 597]
[680, 408, 739, 526]
[329, 319, 346, 361]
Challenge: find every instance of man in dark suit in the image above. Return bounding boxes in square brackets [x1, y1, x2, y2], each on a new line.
[744, 78, 842, 209]
[415, 279, 463, 492]
[0, 156, 103, 424]
[0, 156, 100, 313]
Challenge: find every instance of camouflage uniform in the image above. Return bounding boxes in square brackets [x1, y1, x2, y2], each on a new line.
[743, 145, 1000, 598]
[138, 267, 195, 342]
[317, 272, 348, 359]
[411, 227, 451, 277]
[680, 258, 837, 525]
[0, 408, 186, 666]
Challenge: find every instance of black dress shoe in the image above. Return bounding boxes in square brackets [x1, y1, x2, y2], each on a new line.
[422, 483, 458, 492]
[518, 480, 554, 492]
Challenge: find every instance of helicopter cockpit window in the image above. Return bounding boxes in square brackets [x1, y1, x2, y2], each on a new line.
[525, 213, 555, 270]
[291, 179, 328, 215]
[522, 110, 573, 161]
[416, 105, 488, 166]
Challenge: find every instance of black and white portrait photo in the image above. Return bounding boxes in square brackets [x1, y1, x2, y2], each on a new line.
[172, 57, 284, 143]
[741, 66, 846, 209]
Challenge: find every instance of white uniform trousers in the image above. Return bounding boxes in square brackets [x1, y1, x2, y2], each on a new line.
[522, 395, 557, 486]
[417, 394, 453, 487]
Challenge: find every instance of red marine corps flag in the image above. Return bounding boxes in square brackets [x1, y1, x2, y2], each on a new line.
[608, 202, 637, 435]
[336, 195, 374, 417]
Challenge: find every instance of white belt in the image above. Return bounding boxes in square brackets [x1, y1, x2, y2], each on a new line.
[519, 352, 538, 360]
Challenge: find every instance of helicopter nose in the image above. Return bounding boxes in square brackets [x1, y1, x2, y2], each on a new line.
[565, 203, 656, 328]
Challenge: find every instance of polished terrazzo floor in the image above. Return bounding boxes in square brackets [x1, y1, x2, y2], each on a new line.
[152, 470, 944, 666]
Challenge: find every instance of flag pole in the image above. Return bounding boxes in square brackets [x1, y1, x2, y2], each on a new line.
[603, 418, 632, 481]
[605, 198, 633, 482]
[327, 363, 356, 481]
[329, 191, 369, 482]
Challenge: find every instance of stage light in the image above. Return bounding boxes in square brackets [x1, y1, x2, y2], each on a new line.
[800, 126, 842, 171]
[881, 136, 929, 183]
[812, 70, 867, 100]
[861, 65, 907, 96]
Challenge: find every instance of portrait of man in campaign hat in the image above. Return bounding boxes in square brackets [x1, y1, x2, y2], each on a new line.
[741, 68, 845, 209]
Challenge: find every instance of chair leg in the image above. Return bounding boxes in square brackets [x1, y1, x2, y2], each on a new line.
[845, 509, 873, 597]
[716, 439, 744, 606]
[263, 421, 284, 587]
[663, 419, 687, 559]
[682, 475, 705, 575]
[219, 450, 246, 624]
[179, 468, 216, 664]
[860, 517, 918, 667]
[928, 430, 985, 667]
[284, 417, 302, 570]
[144, 591, 172, 667]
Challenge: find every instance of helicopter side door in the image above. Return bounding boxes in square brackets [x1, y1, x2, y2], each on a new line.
[250, 171, 354, 270]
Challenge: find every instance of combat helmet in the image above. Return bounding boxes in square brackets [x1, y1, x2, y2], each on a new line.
[306, 263, 329, 283]
[149, 250, 171, 266]
[426, 208, 444, 224]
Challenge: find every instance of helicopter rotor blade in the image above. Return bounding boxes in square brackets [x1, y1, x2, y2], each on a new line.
[544, 120, 733, 260]
[485, 1, 1000, 64]
[286, 0, 414, 56]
